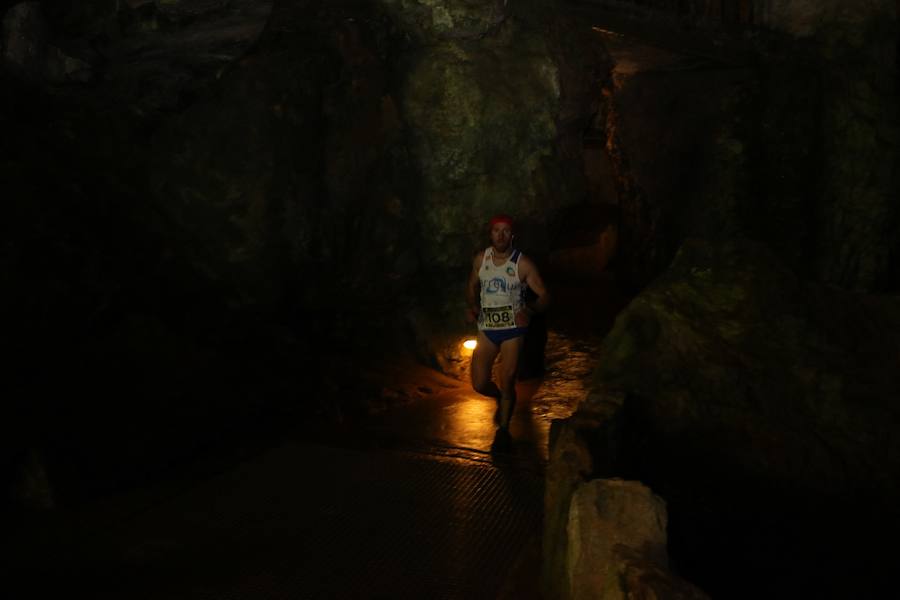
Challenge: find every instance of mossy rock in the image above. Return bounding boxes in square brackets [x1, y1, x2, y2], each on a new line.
[591, 238, 900, 500]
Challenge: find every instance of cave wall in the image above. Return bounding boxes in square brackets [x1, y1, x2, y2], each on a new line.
[546, 2, 900, 598]
[604, 54, 755, 292]
[590, 0, 900, 292]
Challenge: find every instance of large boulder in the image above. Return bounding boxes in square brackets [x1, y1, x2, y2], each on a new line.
[567, 479, 669, 600]
[544, 431, 711, 600]
[543, 389, 706, 600]
[591, 238, 900, 500]
[543, 391, 622, 600]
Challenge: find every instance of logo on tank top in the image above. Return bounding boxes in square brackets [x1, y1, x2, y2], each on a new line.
[485, 277, 507, 294]
[506, 266, 515, 276]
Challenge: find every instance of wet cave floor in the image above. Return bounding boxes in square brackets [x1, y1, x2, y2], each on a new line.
[4, 275, 627, 600]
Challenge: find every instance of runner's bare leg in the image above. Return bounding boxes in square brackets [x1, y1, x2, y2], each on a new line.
[471, 330, 501, 400]
[498, 336, 523, 429]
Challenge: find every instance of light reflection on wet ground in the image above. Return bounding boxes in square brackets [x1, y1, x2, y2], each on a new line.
[530, 331, 603, 418]
[518, 330, 605, 463]
[351, 328, 604, 468]
[337, 276, 626, 469]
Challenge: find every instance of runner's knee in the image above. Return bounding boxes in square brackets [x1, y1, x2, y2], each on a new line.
[501, 362, 517, 387]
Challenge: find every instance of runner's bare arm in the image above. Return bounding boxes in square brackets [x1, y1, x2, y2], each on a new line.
[518, 255, 550, 316]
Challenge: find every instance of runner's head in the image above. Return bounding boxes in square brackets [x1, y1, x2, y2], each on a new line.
[488, 214, 514, 252]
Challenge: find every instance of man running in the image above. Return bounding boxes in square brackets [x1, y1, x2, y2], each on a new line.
[466, 214, 550, 430]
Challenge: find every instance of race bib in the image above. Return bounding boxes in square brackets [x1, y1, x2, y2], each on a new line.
[481, 305, 515, 329]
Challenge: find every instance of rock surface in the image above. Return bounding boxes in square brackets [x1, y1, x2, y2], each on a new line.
[602, 37, 753, 291]
[394, 3, 609, 273]
[610, 545, 710, 600]
[546, 471, 711, 600]
[543, 392, 623, 600]
[591, 238, 900, 500]
[552, 237, 900, 596]
[592, 0, 899, 292]
[567, 479, 668, 599]
[2, 2, 47, 76]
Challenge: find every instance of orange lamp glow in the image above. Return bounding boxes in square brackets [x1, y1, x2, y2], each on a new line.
[463, 339, 477, 351]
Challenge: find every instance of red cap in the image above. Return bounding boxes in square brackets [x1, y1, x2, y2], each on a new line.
[488, 214, 514, 229]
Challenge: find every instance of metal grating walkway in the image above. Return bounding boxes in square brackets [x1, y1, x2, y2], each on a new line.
[14, 442, 543, 600]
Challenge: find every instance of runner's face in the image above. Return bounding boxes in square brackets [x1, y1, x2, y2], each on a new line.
[490, 223, 512, 252]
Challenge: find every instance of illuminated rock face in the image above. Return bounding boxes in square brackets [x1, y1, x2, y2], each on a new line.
[381, 0, 608, 275]
[569, 479, 664, 589]
[398, 23, 561, 269]
[565, 479, 709, 600]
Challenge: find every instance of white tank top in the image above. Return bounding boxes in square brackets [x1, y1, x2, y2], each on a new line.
[478, 247, 526, 331]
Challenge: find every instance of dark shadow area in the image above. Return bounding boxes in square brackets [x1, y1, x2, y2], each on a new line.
[619, 433, 900, 599]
